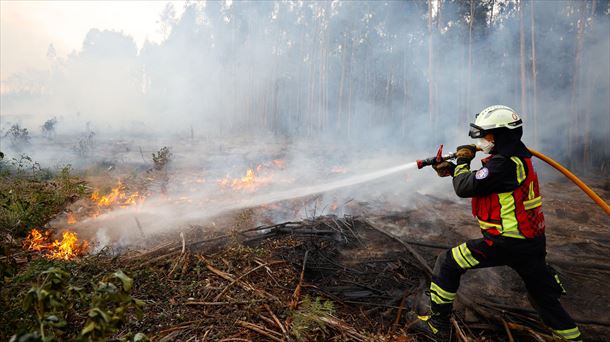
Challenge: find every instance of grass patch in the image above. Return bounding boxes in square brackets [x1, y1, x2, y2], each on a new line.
[0, 155, 86, 237]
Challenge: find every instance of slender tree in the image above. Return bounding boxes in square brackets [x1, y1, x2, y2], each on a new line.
[530, 0, 538, 146]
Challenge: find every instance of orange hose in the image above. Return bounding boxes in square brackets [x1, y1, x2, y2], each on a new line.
[528, 148, 610, 216]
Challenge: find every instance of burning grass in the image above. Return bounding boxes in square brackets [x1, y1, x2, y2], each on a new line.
[90, 181, 144, 208]
[23, 228, 89, 260]
[217, 165, 273, 192]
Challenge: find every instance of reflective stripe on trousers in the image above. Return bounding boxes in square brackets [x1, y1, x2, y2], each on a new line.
[430, 281, 457, 305]
[451, 243, 480, 269]
[553, 326, 581, 341]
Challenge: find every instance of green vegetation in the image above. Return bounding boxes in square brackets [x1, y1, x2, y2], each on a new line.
[0, 155, 85, 237]
[290, 295, 335, 341]
[7, 264, 147, 342]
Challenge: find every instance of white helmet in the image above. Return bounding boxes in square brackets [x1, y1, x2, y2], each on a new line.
[469, 105, 523, 138]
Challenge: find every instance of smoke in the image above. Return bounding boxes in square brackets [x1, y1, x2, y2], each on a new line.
[1, 1, 608, 245]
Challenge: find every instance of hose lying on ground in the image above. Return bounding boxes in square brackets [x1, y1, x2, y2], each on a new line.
[528, 148, 610, 216]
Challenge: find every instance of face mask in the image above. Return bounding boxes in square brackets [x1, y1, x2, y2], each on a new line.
[477, 138, 494, 154]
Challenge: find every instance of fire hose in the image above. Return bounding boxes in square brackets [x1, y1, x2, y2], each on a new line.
[417, 145, 610, 216]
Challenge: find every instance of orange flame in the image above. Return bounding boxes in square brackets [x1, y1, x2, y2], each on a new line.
[24, 229, 50, 251]
[23, 229, 89, 260]
[217, 167, 271, 192]
[49, 231, 89, 260]
[67, 212, 77, 224]
[330, 202, 338, 211]
[91, 182, 144, 208]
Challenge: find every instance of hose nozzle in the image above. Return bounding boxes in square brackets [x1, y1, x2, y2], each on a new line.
[416, 144, 457, 169]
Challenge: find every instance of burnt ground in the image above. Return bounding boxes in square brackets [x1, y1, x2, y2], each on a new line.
[2, 176, 609, 341]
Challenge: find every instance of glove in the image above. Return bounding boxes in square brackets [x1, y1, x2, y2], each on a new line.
[432, 161, 455, 177]
[455, 144, 477, 164]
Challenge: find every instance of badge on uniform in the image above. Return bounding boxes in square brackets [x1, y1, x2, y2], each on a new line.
[475, 167, 489, 179]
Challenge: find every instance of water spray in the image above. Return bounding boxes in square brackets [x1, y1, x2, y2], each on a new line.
[416, 145, 610, 215]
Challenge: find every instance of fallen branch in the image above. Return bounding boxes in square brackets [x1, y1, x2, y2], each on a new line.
[392, 288, 411, 329]
[185, 299, 268, 306]
[451, 317, 470, 342]
[318, 316, 367, 341]
[502, 318, 515, 342]
[506, 322, 553, 342]
[265, 304, 288, 336]
[236, 320, 283, 342]
[290, 250, 309, 310]
[214, 261, 285, 301]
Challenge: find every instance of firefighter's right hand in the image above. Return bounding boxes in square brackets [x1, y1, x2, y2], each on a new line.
[432, 161, 455, 177]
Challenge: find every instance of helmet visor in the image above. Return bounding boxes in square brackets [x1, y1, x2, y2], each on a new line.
[469, 123, 486, 138]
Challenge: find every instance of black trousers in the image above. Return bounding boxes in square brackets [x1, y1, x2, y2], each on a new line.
[430, 236, 580, 340]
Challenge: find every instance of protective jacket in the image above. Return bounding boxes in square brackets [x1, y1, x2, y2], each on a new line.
[452, 154, 545, 239]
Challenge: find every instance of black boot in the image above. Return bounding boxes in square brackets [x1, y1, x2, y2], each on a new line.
[406, 312, 451, 341]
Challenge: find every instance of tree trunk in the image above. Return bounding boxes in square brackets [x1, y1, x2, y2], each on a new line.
[402, 50, 408, 138]
[466, 0, 474, 121]
[519, 0, 528, 120]
[337, 34, 347, 132]
[530, 0, 538, 146]
[569, 0, 586, 169]
[583, 0, 597, 172]
[428, 0, 436, 129]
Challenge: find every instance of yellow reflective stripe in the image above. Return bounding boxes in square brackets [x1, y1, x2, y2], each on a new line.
[553, 327, 581, 340]
[498, 192, 521, 236]
[431, 293, 453, 304]
[511, 157, 526, 184]
[458, 243, 479, 267]
[524, 196, 542, 210]
[554, 274, 567, 294]
[416, 316, 439, 334]
[528, 181, 535, 200]
[451, 247, 470, 269]
[454, 163, 470, 177]
[417, 315, 439, 333]
[431, 282, 456, 301]
[478, 220, 501, 229]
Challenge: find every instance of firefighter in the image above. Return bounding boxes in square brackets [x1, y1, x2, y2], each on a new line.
[410, 105, 581, 341]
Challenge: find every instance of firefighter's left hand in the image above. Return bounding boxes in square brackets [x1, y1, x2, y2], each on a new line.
[432, 161, 455, 177]
[456, 145, 477, 164]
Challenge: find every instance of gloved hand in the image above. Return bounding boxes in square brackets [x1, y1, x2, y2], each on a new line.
[432, 161, 455, 177]
[455, 144, 477, 164]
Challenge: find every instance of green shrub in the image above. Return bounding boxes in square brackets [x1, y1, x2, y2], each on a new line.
[12, 266, 147, 342]
[290, 296, 335, 341]
[0, 158, 85, 236]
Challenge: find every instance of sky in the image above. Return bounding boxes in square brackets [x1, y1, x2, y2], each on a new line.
[0, 0, 184, 83]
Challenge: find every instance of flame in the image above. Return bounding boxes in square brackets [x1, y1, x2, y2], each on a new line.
[91, 182, 144, 208]
[67, 212, 77, 224]
[49, 231, 89, 260]
[24, 228, 50, 251]
[217, 167, 271, 192]
[330, 202, 338, 211]
[23, 229, 89, 260]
